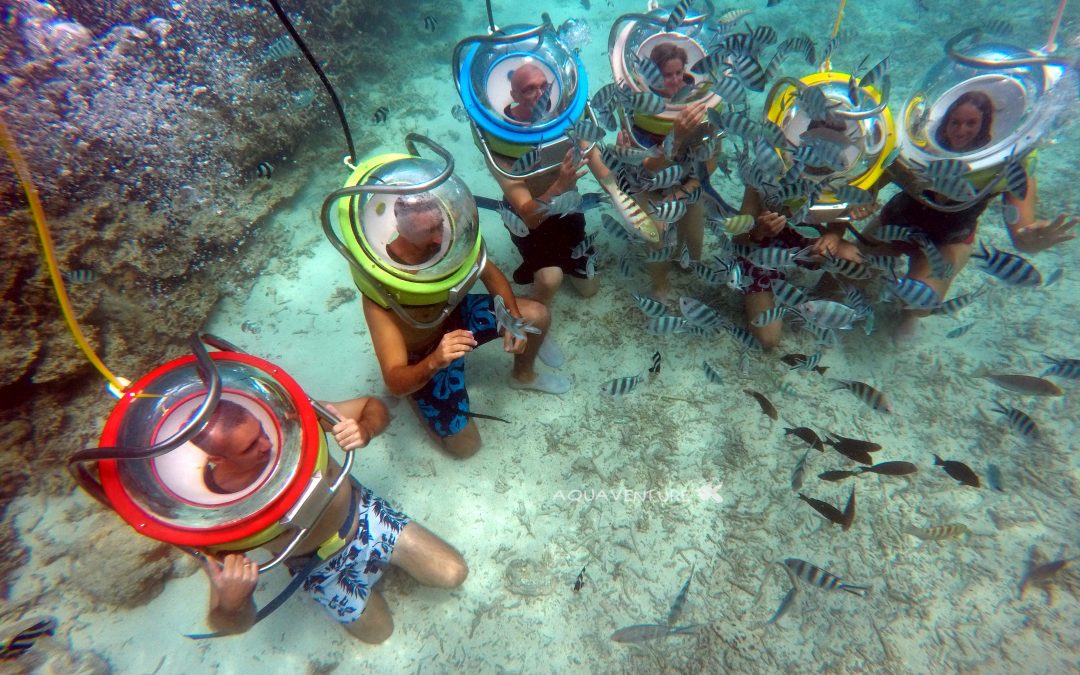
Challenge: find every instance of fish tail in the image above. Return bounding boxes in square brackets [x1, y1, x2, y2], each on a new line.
[932, 454, 944, 466]
[839, 583, 870, 597]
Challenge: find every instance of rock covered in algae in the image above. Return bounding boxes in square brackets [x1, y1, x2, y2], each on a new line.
[504, 558, 554, 597]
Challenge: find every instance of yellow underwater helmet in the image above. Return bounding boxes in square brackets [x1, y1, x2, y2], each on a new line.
[321, 135, 486, 329]
[763, 70, 897, 223]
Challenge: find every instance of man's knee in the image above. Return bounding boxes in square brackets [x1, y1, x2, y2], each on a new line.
[441, 423, 481, 458]
[434, 553, 469, 588]
[517, 297, 551, 327]
[344, 593, 394, 644]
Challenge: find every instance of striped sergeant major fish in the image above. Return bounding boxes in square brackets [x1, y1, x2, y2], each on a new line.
[650, 198, 688, 223]
[1, 615, 57, 660]
[800, 322, 838, 349]
[725, 324, 763, 352]
[679, 296, 724, 329]
[602, 374, 643, 397]
[770, 279, 809, 308]
[822, 256, 874, 280]
[884, 276, 941, 310]
[537, 190, 584, 218]
[663, 0, 695, 32]
[911, 235, 955, 279]
[751, 306, 787, 327]
[570, 231, 599, 259]
[691, 262, 724, 285]
[511, 146, 542, 175]
[633, 292, 671, 318]
[646, 316, 688, 335]
[830, 379, 892, 413]
[929, 285, 987, 316]
[625, 90, 667, 115]
[793, 300, 863, 331]
[902, 523, 971, 541]
[645, 243, 678, 263]
[567, 119, 606, 144]
[783, 558, 869, 597]
[989, 400, 1040, 439]
[971, 241, 1042, 286]
[748, 246, 811, 271]
[601, 213, 632, 242]
[909, 157, 972, 181]
[875, 224, 916, 243]
[262, 35, 299, 61]
[492, 296, 541, 341]
[498, 204, 530, 237]
[575, 254, 597, 279]
[646, 165, 686, 191]
[703, 360, 724, 384]
[707, 109, 759, 141]
[1041, 355, 1080, 380]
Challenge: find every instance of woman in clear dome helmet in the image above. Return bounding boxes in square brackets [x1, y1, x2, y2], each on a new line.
[858, 91, 1077, 337]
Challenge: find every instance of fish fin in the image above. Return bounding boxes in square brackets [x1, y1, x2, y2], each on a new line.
[839, 584, 870, 597]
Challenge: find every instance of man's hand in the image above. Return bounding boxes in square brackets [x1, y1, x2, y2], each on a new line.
[429, 329, 477, 370]
[673, 101, 708, 143]
[848, 202, 879, 221]
[204, 554, 258, 611]
[551, 149, 587, 195]
[751, 211, 787, 242]
[324, 403, 370, 450]
[1013, 213, 1078, 253]
[502, 329, 527, 355]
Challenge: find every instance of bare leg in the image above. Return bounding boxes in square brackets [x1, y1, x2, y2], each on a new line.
[510, 297, 551, 382]
[646, 258, 672, 302]
[676, 202, 705, 263]
[744, 290, 781, 351]
[343, 589, 393, 644]
[390, 522, 469, 588]
[407, 399, 482, 459]
[896, 242, 973, 337]
[568, 273, 600, 298]
[440, 420, 481, 459]
[530, 266, 563, 306]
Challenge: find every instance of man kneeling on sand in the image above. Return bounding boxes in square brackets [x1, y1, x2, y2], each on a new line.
[363, 194, 570, 459]
[194, 397, 467, 644]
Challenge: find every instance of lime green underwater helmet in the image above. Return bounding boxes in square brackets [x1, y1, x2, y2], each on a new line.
[320, 135, 485, 329]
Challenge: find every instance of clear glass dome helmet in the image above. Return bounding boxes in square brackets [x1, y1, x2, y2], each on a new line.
[606, 4, 729, 128]
[900, 32, 1074, 175]
[357, 158, 479, 280]
[456, 22, 582, 132]
[322, 135, 486, 330]
[770, 75, 893, 187]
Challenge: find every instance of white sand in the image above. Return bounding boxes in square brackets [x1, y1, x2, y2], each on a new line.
[7, 2, 1080, 672]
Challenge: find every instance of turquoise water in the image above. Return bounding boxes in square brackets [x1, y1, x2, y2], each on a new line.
[2, 1, 1079, 672]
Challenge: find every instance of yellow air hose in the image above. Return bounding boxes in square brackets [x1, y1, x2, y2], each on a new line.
[823, 0, 847, 72]
[0, 114, 126, 394]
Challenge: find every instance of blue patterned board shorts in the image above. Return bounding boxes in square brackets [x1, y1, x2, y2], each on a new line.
[301, 484, 411, 623]
[409, 294, 501, 438]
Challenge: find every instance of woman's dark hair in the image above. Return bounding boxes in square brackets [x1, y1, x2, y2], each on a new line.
[935, 90, 994, 151]
[649, 42, 688, 69]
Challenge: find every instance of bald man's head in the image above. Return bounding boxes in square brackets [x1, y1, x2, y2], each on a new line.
[508, 64, 550, 122]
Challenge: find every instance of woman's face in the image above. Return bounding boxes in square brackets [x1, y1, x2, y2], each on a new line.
[943, 102, 985, 151]
[660, 57, 686, 97]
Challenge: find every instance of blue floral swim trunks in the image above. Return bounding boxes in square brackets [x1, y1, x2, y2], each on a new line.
[409, 294, 501, 438]
[300, 483, 410, 623]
